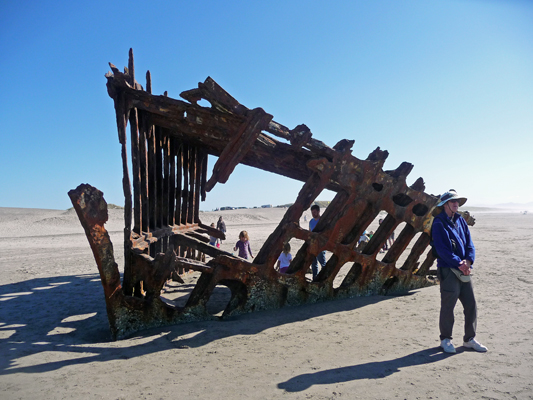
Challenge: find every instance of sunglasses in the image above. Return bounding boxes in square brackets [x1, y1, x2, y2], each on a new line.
[448, 199, 460, 204]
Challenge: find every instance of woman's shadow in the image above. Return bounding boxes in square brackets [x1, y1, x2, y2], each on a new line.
[278, 347, 458, 392]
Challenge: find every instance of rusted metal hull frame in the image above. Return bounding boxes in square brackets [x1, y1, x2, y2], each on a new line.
[70, 49, 476, 339]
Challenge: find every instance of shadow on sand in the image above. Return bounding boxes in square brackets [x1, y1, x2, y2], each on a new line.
[0, 274, 442, 381]
[277, 347, 460, 392]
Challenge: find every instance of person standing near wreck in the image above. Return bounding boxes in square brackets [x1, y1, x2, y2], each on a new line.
[234, 230, 254, 260]
[277, 242, 292, 273]
[378, 218, 388, 253]
[209, 223, 219, 247]
[432, 189, 488, 354]
[309, 205, 326, 280]
[217, 216, 226, 243]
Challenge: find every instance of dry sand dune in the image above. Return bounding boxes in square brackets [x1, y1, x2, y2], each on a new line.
[0, 207, 532, 399]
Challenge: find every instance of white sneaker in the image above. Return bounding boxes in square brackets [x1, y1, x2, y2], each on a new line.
[463, 338, 488, 352]
[440, 338, 456, 353]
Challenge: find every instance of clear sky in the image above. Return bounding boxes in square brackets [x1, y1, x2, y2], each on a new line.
[1, 0, 532, 210]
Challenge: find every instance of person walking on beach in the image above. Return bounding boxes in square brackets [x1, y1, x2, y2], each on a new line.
[217, 216, 226, 243]
[378, 218, 388, 253]
[209, 223, 219, 247]
[234, 230, 254, 260]
[357, 230, 370, 251]
[309, 205, 326, 280]
[432, 189, 488, 354]
[388, 231, 395, 248]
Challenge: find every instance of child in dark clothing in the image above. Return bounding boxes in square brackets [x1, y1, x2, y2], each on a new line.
[234, 230, 254, 260]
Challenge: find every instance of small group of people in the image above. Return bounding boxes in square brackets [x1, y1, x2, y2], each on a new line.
[208, 216, 227, 248]
[277, 204, 321, 275]
[207, 206, 322, 274]
[228, 228, 292, 270]
[209, 216, 255, 260]
[275, 204, 326, 278]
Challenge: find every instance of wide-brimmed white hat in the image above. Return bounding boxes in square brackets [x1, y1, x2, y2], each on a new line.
[437, 189, 467, 207]
[432, 189, 467, 216]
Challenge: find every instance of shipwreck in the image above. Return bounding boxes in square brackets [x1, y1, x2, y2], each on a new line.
[68, 49, 473, 339]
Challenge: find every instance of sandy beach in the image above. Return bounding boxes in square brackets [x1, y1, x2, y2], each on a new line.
[1, 206, 532, 399]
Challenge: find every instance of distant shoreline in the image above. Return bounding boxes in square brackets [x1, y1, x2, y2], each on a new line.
[462, 206, 530, 213]
[0, 205, 529, 214]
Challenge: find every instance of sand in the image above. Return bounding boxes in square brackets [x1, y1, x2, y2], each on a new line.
[0, 206, 532, 399]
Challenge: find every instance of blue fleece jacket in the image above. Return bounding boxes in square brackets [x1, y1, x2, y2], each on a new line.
[431, 211, 475, 269]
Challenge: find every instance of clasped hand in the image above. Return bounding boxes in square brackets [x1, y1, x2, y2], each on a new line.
[458, 260, 472, 275]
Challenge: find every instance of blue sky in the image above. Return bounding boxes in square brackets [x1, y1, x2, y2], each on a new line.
[1, 0, 532, 210]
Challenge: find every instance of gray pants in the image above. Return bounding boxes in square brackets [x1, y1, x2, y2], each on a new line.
[437, 267, 477, 342]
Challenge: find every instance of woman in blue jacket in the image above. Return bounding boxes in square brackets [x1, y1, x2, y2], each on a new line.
[432, 189, 488, 354]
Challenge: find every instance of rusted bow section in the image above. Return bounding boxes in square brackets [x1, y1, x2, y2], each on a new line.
[69, 49, 474, 340]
